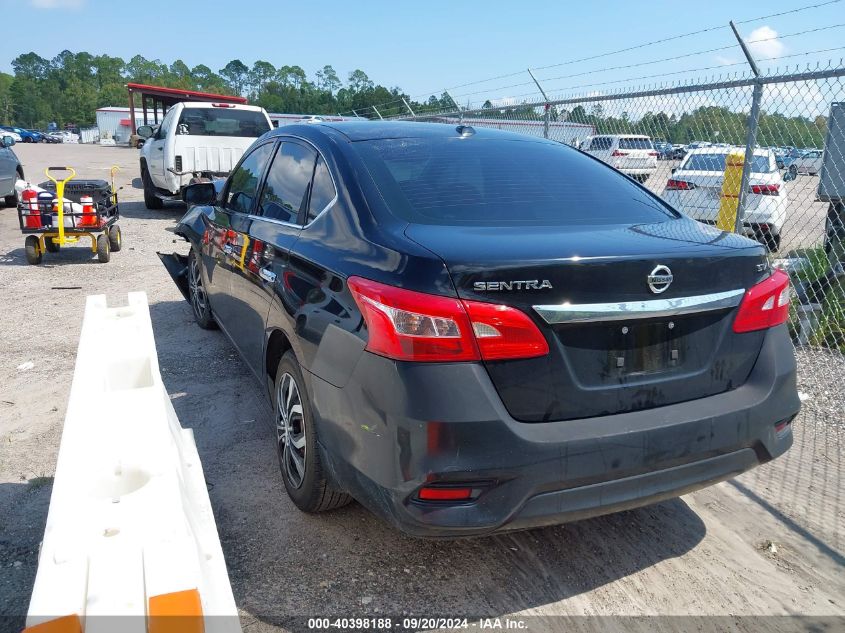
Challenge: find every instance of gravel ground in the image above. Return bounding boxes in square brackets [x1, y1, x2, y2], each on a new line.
[0, 143, 843, 633]
[795, 348, 845, 423]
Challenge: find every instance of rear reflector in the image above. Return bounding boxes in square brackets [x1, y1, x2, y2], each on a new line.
[418, 486, 473, 501]
[666, 178, 696, 190]
[611, 150, 627, 157]
[733, 269, 791, 333]
[347, 277, 549, 363]
[750, 183, 780, 196]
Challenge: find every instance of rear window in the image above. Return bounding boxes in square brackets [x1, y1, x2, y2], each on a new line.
[682, 153, 773, 173]
[354, 137, 677, 226]
[176, 108, 271, 138]
[619, 137, 653, 150]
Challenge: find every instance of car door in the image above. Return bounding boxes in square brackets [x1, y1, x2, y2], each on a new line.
[147, 107, 176, 184]
[203, 140, 276, 364]
[228, 139, 317, 376]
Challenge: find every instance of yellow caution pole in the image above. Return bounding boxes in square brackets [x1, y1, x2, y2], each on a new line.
[716, 150, 745, 232]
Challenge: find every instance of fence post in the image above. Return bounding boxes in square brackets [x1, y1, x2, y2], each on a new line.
[730, 20, 763, 235]
[527, 68, 550, 139]
[371, 105, 383, 120]
[401, 97, 416, 118]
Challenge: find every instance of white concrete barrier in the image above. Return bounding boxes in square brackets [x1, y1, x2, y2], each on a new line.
[25, 292, 240, 633]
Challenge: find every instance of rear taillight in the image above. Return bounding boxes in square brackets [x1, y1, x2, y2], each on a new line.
[212, 103, 235, 108]
[647, 151, 659, 157]
[666, 178, 696, 190]
[733, 270, 791, 333]
[611, 150, 627, 157]
[347, 277, 549, 362]
[749, 183, 780, 196]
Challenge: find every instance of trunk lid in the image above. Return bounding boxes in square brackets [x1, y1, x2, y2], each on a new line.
[405, 218, 769, 422]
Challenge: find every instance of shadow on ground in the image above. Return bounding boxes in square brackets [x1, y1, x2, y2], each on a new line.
[147, 299, 710, 625]
[0, 479, 53, 633]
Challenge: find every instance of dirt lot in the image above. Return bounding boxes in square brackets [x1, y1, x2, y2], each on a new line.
[0, 143, 843, 633]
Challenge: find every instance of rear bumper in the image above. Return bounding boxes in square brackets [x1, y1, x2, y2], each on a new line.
[308, 324, 799, 538]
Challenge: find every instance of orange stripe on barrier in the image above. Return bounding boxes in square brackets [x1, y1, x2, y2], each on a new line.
[148, 589, 204, 633]
[22, 615, 82, 633]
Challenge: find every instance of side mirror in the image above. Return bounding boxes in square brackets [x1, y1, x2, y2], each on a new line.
[137, 125, 154, 139]
[1, 135, 14, 148]
[182, 182, 217, 206]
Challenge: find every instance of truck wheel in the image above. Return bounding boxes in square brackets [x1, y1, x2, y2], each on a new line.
[142, 164, 163, 210]
[272, 350, 352, 513]
[25, 236, 42, 265]
[96, 234, 111, 263]
[108, 224, 122, 252]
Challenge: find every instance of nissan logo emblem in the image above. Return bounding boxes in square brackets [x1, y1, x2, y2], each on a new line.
[647, 265, 673, 294]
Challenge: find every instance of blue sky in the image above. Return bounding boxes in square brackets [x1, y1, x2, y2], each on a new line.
[3, 0, 844, 108]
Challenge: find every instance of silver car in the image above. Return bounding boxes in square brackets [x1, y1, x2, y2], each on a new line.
[0, 133, 23, 207]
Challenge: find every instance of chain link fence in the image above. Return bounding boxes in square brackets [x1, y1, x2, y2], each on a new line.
[374, 63, 845, 424]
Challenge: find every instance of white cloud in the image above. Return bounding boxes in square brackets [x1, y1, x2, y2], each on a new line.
[29, 0, 85, 8]
[746, 25, 786, 60]
[715, 55, 739, 66]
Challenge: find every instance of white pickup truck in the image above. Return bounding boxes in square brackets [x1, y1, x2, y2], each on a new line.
[137, 101, 272, 209]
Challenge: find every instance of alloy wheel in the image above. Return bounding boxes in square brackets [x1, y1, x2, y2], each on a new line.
[189, 255, 208, 320]
[277, 372, 307, 488]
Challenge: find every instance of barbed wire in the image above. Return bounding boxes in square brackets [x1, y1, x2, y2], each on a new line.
[338, 1, 844, 117]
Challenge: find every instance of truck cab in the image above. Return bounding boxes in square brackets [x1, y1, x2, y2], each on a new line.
[138, 101, 272, 209]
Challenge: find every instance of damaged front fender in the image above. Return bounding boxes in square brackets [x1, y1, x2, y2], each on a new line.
[157, 203, 216, 302]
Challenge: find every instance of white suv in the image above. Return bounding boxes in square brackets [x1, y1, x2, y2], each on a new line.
[138, 102, 272, 209]
[581, 134, 658, 182]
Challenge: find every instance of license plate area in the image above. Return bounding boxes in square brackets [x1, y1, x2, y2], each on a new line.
[606, 320, 683, 377]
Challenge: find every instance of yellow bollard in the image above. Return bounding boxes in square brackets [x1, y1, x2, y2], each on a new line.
[716, 150, 745, 232]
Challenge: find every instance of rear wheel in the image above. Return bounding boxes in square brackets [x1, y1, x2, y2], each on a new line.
[44, 237, 60, 253]
[96, 234, 110, 263]
[142, 163, 163, 210]
[108, 224, 122, 252]
[24, 236, 42, 265]
[273, 351, 352, 513]
[188, 248, 217, 329]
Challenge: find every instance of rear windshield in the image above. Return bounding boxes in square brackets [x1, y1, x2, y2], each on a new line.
[354, 137, 678, 226]
[682, 153, 773, 173]
[619, 137, 653, 150]
[176, 108, 270, 138]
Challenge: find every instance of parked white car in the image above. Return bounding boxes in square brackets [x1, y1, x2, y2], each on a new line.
[2, 130, 22, 143]
[789, 149, 824, 176]
[661, 147, 789, 251]
[581, 134, 657, 182]
[137, 101, 273, 209]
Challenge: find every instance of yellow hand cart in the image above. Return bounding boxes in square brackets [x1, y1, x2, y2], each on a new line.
[17, 166, 123, 265]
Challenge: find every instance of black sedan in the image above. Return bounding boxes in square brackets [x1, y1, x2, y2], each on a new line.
[162, 122, 799, 537]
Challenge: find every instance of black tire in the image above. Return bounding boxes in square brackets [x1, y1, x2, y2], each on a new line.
[188, 248, 217, 329]
[3, 170, 22, 207]
[141, 163, 163, 210]
[108, 224, 122, 252]
[272, 350, 352, 513]
[96, 234, 110, 263]
[788, 164, 798, 178]
[24, 235, 42, 265]
[44, 237, 60, 253]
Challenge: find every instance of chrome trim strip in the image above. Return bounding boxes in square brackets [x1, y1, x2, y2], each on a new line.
[533, 288, 746, 324]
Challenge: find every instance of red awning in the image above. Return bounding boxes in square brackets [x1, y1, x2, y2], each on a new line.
[126, 83, 247, 104]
